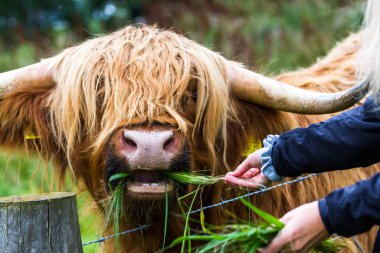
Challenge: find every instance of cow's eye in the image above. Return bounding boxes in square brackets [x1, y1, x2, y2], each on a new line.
[188, 78, 198, 103]
[191, 90, 198, 102]
[150, 122, 176, 127]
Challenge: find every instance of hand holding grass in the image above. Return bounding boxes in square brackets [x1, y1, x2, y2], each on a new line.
[224, 148, 272, 188]
[170, 199, 343, 253]
[260, 201, 329, 253]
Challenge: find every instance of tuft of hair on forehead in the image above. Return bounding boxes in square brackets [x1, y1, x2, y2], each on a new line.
[46, 25, 235, 170]
[358, 0, 380, 101]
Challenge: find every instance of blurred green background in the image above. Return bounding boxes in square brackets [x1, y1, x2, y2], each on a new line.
[0, 0, 364, 252]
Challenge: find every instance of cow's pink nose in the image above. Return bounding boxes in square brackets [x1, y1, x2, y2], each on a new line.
[121, 130, 180, 170]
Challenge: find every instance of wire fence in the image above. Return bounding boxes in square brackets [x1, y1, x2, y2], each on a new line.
[81, 172, 365, 251]
[82, 225, 151, 247]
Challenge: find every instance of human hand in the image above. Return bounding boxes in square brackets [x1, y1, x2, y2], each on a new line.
[224, 148, 271, 188]
[260, 201, 329, 253]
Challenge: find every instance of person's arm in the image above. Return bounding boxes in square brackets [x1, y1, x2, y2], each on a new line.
[225, 98, 380, 187]
[319, 173, 380, 236]
[273, 98, 380, 177]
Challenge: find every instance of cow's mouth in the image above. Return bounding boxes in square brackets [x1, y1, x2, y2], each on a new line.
[126, 170, 174, 194]
[105, 144, 191, 198]
[107, 170, 175, 196]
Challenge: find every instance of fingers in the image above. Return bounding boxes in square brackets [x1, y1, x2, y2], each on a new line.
[224, 174, 261, 188]
[259, 213, 294, 253]
[225, 148, 270, 188]
[241, 168, 260, 178]
[260, 230, 290, 253]
[279, 212, 294, 224]
[228, 159, 255, 177]
[228, 148, 266, 177]
[224, 173, 270, 188]
[259, 214, 295, 253]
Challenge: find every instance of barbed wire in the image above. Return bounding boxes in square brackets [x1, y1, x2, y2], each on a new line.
[82, 224, 151, 247]
[189, 173, 317, 214]
[82, 173, 318, 246]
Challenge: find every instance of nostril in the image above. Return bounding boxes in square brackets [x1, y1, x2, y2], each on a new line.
[124, 137, 137, 148]
[163, 136, 175, 151]
[123, 130, 138, 149]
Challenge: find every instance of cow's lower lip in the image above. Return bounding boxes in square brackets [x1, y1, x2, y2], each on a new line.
[127, 180, 174, 194]
[107, 170, 178, 196]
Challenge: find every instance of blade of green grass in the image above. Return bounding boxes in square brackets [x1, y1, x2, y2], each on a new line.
[162, 183, 169, 249]
[181, 185, 200, 253]
[162, 171, 223, 185]
[108, 172, 132, 183]
[241, 198, 284, 229]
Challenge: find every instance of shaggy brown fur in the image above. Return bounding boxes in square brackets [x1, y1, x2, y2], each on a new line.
[0, 26, 378, 253]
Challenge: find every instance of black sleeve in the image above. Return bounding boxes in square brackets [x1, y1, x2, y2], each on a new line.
[318, 173, 380, 236]
[271, 98, 380, 177]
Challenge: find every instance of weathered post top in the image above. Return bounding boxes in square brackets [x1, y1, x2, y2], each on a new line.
[0, 192, 83, 253]
[0, 192, 76, 203]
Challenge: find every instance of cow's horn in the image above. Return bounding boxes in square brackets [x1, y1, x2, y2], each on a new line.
[227, 61, 369, 114]
[0, 57, 57, 90]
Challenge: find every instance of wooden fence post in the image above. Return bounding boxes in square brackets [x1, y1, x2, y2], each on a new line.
[0, 192, 83, 253]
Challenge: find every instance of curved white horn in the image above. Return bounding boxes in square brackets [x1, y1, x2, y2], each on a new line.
[227, 61, 369, 114]
[0, 56, 58, 91]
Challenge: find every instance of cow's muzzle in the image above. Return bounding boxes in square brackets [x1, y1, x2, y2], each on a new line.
[106, 126, 189, 197]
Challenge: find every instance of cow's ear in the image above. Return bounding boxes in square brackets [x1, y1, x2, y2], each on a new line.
[0, 57, 58, 151]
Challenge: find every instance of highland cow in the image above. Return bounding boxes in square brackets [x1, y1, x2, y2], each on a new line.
[0, 25, 378, 253]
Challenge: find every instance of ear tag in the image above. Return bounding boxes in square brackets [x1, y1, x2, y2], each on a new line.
[242, 137, 262, 156]
[25, 127, 41, 140]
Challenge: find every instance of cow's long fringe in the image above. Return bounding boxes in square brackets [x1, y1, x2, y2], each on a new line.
[358, 0, 380, 101]
[47, 26, 236, 172]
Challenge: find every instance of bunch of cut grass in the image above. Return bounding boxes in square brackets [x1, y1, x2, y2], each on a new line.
[104, 181, 126, 253]
[169, 199, 346, 253]
[107, 172, 172, 252]
[108, 171, 217, 252]
[108, 171, 223, 186]
[106, 172, 135, 234]
[162, 171, 223, 185]
[105, 170, 134, 242]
